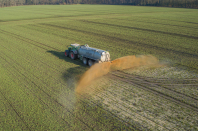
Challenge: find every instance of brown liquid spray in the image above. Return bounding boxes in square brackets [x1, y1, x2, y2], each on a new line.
[75, 55, 160, 97]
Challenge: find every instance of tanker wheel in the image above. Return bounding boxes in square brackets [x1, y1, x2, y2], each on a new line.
[83, 58, 88, 65]
[65, 50, 69, 57]
[70, 52, 77, 60]
[88, 60, 94, 67]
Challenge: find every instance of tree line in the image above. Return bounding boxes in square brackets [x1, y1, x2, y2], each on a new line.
[1, 0, 198, 8]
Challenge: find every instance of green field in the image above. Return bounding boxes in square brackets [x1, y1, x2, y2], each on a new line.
[0, 5, 198, 130]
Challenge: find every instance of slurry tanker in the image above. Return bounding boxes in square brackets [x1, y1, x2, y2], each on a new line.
[65, 44, 110, 66]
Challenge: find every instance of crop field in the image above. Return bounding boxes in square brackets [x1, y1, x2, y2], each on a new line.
[0, 5, 198, 130]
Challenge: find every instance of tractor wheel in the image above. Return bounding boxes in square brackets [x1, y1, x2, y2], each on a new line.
[88, 60, 94, 67]
[65, 50, 69, 57]
[70, 52, 77, 60]
[83, 58, 88, 65]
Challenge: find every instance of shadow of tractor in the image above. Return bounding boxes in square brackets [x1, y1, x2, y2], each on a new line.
[47, 51, 89, 87]
[47, 50, 86, 66]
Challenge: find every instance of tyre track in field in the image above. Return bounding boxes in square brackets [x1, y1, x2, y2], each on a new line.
[148, 17, 198, 25]
[0, 13, 98, 23]
[130, 74, 198, 83]
[112, 71, 198, 100]
[110, 71, 198, 112]
[0, 90, 31, 131]
[109, 18, 198, 29]
[0, 52, 136, 130]
[0, 54, 94, 130]
[111, 71, 198, 100]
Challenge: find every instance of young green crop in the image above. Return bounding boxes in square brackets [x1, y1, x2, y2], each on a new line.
[0, 5, 198, 130]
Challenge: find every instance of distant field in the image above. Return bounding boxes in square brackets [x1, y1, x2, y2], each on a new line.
[0, 5, 198, 130]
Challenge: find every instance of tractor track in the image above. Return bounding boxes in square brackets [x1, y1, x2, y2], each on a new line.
[109, 71, 198, 112]
[147, 17, 198, 25]
[0, 52, 137, 130]
[109, 17, 198, 30]
[134, 75, 198, 84]
[111, 71, 198, 101]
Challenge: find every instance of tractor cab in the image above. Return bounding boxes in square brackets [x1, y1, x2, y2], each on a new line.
[69, 43, 80, 50]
